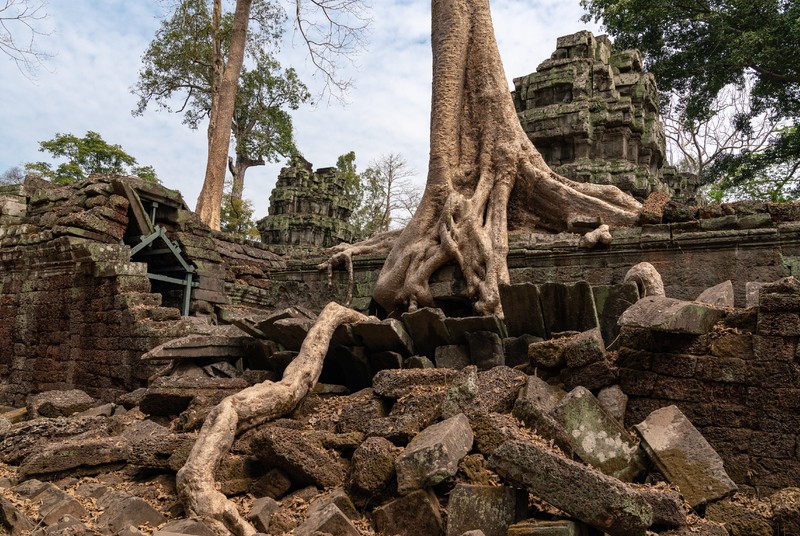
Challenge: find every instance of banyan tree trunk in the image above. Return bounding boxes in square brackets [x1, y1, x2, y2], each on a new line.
[372, 0, 641, 318]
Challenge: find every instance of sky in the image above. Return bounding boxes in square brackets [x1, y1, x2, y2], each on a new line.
[0, 0, 602, 220]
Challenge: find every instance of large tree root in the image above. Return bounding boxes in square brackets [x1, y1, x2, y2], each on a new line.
[318, 229, 401, 306]
[369, 0, 641, 319]
[176, 302, 369, 536]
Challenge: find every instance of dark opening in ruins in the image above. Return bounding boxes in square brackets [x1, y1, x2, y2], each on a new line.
[114, 180, 198, 316]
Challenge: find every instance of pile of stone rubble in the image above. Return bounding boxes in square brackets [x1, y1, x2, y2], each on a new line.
[0, 279, 798, 535]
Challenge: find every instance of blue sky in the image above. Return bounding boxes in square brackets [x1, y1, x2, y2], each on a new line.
[0, 0, 601, 219]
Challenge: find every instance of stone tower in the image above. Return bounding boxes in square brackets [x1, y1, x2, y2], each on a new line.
[514, 31, 685, 201]
[257, 155, 357, 250]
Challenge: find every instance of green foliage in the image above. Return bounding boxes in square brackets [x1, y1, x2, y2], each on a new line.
[220, 189, 260, 239]
[133, 0, 309, 178]
[582, 0, 800, 199]
[25, 131, 159, 184]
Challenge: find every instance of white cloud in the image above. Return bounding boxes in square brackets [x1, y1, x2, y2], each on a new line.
[0, 0, 602, 220]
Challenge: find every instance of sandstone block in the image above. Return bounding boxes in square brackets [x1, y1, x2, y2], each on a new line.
[696, 280, 734, 308]
[512, 376, 572, 453]
[251, 427, 345, 489]
[27, 389, 95, 418]
[373, 489, 444, 536]
[634, 405, 738, 508]
[0, 496, 33, 535]
[551, 386, 645, 481]
[444, 316, 507, 345]
[445, 484, 526, 536]
[619, 296, 724, 335]
[489, 440, 653, 536]
[466, 331, 505, 370]
[435, 345, 471, 370]
[247, 497, 279, 533]
[499, 282, 546, 338]
[507, 519, 589, 535]
[349, 436, 400, 496]
[401, 307, 453, 359]
[294, 503, 360, 536]
[353, 318, 415, 356]
[395, 413, 474, 494]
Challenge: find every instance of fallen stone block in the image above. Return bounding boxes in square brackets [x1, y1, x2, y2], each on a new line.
[0, 496, 34, 535]
[435, 345, 471, 370]
[405, 355, 435, 368]
[373, 489, 444, 536]
[560, 360, 618, 391]
[470, 413, 527, 456]
[96, 492, 166, 534]
[307, 488, 359, 521]
[156, 517, 217, 536]
[27, 389, 95, 418]
[349, 436, 401, 497]
[251, 426, 345, 488]
[445, 484, 526, 536]
[251, 467, 292, 500]
[466, 331, 505, 370]
[705, 495, 773, 536]
[635, 486, 687, 528]
[395, 413, 474, 494]
[30, 484, 86, 525]
[696, 280, 735, 308]
[771, 487, 800, 536]
[619, 296, 724, 335]
[562, 329, 605, 368]
[353, 318, 415, 356]
[364, 415, 421, 444]
[634, 405, 738, 508]
[511, 376, 572, 453]
[294, 503, 360, 536]
[140, 335, 249, 361]
[593, 281, 640, 350]
[336, 392, 388, 434]
[370, 350, 404, 372]
[503, 335, 542, 368]
[390, 387, 445, 429]
[247, 496, 279, 533]
[527, 338, 567, 369]
[373, 368, 460, 398]
[660, 518, 728, 535]
[402, 307, 453, 359]
[596, 385, 628, 424]
[473, 366, 528, 414]
[550, 386, 645, 482]
[507, 519, 589, 535]
[19, 435, 128, 479]
[30, 514, 91, 535]
[263, 317, 315, 351]
[489, 440, 653, 536]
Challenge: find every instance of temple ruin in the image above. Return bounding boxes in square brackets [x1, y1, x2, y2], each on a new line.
[0, 31, 798, 536]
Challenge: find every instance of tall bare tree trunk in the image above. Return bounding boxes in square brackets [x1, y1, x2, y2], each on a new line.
[196, 0, 253, 230]
[371, 0, 641, 317]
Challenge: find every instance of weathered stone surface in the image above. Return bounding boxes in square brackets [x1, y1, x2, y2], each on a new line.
[263, 317, 314, 351]
[27, 389, 95, 418]
[470, 413, 527, 456]
[562, 329, 606, 368]
[466, 331, 505, 370]
[445, 484, 526, 536]
[395, 413, 474, 494]
[251, 426, 345, 488]
[352, 318, 415, 356]
[527, 337, 567, 369]
[0, 416, 110, 465]
[157, 517, 217, 536]
[499, 283, 546, 338]
[349, 436, 401, 496]
[294, 503, 360, 536]
[745, 281, 767, 308]
[489, 440, 653, 536]
[634, 487, 686, 528]
[391, 387, 445, 429]
[473, 366, 528, 414]
[405, 355, 435, 368]
[660, 518, 728, 535]
[96, 492, 166, 534]
[770, 487, 800, 536]
[551, 386, 645, 481]
[372, 368, 460, 399]
[538, 281, 599, 337]
[247, 497, 279, 533]
[696, 280, 735, 308]
[435, 345, 471, 370]
[507, 519, 589, 535]
[19, 434, 128, 479]
[593, 282, 640, 349]
[336, 392, 388, 434]
[308, 488, 359, 521]
[597, 385, 628, 424]
[251, 468, 292, 500]
[0, 496, 34, 535]
[444, 316, 507, 345]
[705, 495, 773, 536]
[503, 335, 542, 368]
[401, 307, 453, 359]
[619, 296, 724, 335]
[634, 405, 738, 508]
[373, 489, 444, 536]
[511, 376, 571, 453]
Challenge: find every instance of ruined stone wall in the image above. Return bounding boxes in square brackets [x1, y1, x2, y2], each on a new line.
[0, 177, 287, 403]
[618, 278, 800, 496]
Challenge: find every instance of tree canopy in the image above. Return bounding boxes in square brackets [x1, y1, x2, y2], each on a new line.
[25, 131, 158, 184]
[582, 0, 800, 197]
